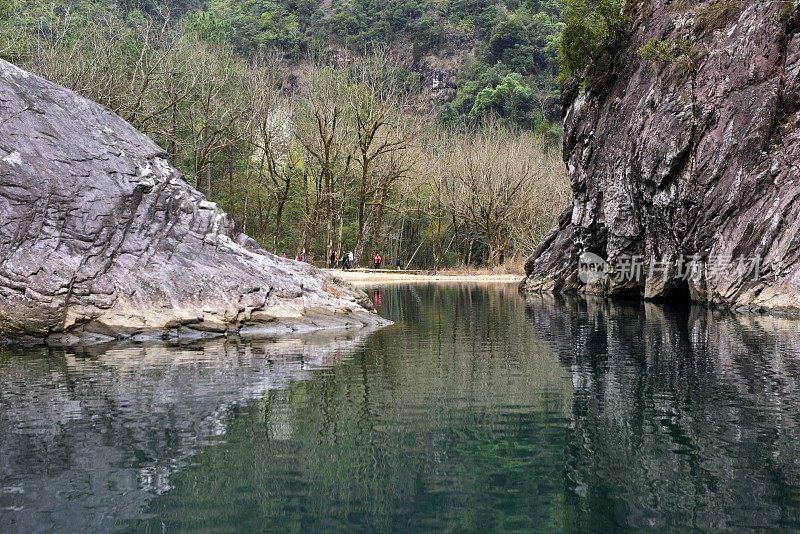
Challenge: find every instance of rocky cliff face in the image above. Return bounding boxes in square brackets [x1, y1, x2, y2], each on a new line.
[0, 60, 388, 345]
[523, 0, 800, 313]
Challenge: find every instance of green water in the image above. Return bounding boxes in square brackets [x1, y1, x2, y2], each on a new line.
[2, 284, 800, 532]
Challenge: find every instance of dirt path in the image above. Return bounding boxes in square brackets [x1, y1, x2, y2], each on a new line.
[325, 269, 523, 286]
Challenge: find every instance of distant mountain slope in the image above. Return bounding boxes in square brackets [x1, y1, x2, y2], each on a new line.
[2, 0, 564, 130]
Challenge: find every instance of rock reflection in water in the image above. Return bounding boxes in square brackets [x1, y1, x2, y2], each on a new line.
[0, 331, 374, 532]
[524, 294, 800, 531]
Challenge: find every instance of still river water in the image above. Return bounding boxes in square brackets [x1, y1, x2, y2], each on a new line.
[2, 283, 800, 532]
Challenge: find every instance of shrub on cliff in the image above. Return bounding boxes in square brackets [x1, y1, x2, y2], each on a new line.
[557, 0, 628, 85]
[637, 37, 695, 72]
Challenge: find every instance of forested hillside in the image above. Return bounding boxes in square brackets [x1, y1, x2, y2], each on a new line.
[0, 0, 570, 268]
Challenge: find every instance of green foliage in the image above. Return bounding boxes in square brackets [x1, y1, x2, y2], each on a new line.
[637, 37, 692, 64]
[694, 0, 739, 32]
[487, 10, 562, 75]
[472, 73, 533, 123]
[182, 10, 233, 45]
[411, 11, 445, 60]
[436, 1, 562, 131]
[449, 62, 510, 117]
[440, 62, 560, 131]
[206, 0, 321, 57]
[329, 0, 393, 49]
[557, 0, 628, 84]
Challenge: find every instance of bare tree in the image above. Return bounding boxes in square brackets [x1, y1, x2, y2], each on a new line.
[432, 122, 566, 266]
[26, 12, 133, 110]
[294, 62, 353, 261]
[346, 50, 418, 266]
[18, 10, 568, 269]
[181, 41, 244, 193]
[242, 51, 299, 252]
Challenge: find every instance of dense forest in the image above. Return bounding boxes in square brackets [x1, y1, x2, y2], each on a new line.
[0, 0, 607, 269]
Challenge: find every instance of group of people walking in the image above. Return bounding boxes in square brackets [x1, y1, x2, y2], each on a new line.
[330, 251, 355, 270]
[290, 249, 401, 270]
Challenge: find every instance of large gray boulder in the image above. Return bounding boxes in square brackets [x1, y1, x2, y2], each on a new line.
[522, 0, 800, 313]
[0, 60, 388, 344]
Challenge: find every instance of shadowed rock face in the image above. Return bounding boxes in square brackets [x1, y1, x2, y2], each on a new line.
[0, 60, 388, 344]
[523, 0, 800, 313]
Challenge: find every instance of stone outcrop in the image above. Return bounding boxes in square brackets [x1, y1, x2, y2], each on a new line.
[0, 60, 388, 345]
[522, 0, 800, 313]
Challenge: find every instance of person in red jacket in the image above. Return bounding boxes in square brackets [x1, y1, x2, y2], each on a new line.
[373, 252, 382, 269]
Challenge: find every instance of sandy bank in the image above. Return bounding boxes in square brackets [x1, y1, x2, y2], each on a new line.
[325, 269, 523, 286]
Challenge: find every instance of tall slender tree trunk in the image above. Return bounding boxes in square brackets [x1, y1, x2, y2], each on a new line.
[433, 218, 443, 270]
[273, 177, 291, 254]
[242, 192, 249, 234]
[256, 190, 265, 237]
[371, 185, 388, 254]
[206, 162, 212, 199]
[396, 217, 405, 261]
[353, 167, 369, 266]
[227, 153, 233, 199]
[169, 96, 178, 162]
[324, 171, 334, 263]
[354, 204, 367, 267]
[306, 172, 322, 259]
[451, 213, 459, 265]
[337, 208, 344, 258]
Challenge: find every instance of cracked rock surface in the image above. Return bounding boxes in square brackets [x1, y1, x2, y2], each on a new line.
[522, 0, 800, 313]
[0, 60, 388, 344]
